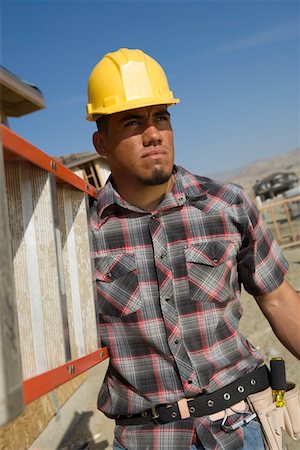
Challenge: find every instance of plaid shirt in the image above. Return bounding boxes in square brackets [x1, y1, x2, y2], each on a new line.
[89, 165, 288, 450]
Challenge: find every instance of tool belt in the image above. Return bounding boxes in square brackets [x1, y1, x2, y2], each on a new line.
[248, 382, 300, 450]
[116, 365, 270, 426]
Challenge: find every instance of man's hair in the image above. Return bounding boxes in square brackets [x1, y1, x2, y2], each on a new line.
[96, 116, 109, 134]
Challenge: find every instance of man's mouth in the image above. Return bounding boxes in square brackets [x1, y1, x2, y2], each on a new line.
[142, 149, 166, 159]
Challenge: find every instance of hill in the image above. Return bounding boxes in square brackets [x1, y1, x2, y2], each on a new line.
[210, 148, 300, 198]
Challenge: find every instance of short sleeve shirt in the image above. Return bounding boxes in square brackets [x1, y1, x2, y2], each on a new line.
[89, 165, 288, 450]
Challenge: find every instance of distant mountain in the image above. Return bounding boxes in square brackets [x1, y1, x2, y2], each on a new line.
[209, 148, 300, 197]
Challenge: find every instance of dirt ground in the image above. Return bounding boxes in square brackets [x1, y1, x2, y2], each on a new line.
[239, 245, 300, 450]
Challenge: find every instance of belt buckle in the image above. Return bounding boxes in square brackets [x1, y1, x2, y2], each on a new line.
[177, 397, 194, 419]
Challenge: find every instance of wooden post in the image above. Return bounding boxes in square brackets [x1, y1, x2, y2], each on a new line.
[283, 202, 296, 243]
[0, 137, 23, 426]
[4, 161, 67, 378]
[57, 186, 98, 359]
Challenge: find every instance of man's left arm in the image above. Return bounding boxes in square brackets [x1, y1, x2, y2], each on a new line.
[255, 279, 300, 360]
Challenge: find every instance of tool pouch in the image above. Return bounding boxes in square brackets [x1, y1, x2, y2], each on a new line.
[248, 383, 300, 450]
[283, 382, 300, 440]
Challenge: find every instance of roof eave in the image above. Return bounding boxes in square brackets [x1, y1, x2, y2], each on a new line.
[0, 66, 45, 117]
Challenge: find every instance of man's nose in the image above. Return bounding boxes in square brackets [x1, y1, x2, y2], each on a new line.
[142, 124, 163, 146]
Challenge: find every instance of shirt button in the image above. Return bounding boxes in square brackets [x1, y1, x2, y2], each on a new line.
[165, 297, 170, 302]
[188, 380, 193, 384]
[160, 253, 165, 259]
[174, 339, 179, 344]
[107, 272, 112, 278]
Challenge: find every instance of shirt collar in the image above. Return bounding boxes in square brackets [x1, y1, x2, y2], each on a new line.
[96, 165, 209, 218]
[173, 165, 209, 201]
[96, 175, 148, 218]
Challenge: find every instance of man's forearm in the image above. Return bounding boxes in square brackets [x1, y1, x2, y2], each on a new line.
[255, 279, 300, 360]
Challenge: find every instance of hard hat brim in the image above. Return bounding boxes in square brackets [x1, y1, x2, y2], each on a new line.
[86, 97, 180, 121]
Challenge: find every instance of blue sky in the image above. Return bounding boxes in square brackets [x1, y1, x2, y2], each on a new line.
[1, 0, 299, 176]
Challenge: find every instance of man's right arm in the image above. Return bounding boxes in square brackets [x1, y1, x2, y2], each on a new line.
[255, 279, 300, 360]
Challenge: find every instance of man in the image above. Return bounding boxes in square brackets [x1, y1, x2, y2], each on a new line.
[87, 48, 300, 450]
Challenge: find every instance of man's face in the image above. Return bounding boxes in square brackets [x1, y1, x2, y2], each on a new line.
[94, 105, 174, 188]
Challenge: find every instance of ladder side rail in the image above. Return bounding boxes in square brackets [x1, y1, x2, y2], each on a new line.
[1, 124, 98, 198]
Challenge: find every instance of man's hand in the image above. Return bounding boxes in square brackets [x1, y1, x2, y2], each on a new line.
[255, 279, 300, 360]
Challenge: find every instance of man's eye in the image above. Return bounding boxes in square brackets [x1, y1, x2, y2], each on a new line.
[157, 114, 170, 122]
[124, 120, 139, 127]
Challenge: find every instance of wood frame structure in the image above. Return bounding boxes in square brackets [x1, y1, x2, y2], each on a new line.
[259, 195, 300, 248]
[1, 125, 108, 418]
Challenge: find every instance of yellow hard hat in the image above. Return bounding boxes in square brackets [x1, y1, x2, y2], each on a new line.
[86, 48, 180, 120]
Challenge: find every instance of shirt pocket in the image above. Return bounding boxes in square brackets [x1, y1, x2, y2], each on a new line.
[184, 240, 237, 303]
[94, 253, 142, 317]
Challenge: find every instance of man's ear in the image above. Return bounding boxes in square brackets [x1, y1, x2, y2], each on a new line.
[93, 131, 107, 158]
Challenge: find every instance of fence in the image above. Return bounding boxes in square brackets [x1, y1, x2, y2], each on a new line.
[258, 194, 300, 248]
[0, 125, 108, 426]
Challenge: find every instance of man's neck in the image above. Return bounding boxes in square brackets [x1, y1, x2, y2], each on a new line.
[113, 175, 175, 212]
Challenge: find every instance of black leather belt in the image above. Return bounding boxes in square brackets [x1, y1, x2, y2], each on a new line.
[116, 365, 270, 426]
